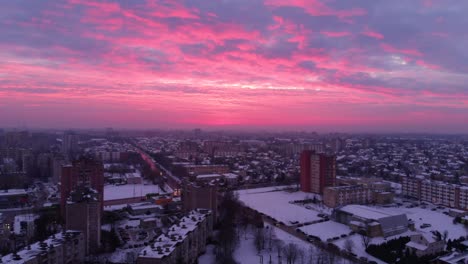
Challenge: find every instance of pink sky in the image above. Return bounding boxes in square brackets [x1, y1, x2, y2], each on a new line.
[0, 0, 467, 132]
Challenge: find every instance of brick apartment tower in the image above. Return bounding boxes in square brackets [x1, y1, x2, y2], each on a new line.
[66, 186, 101, 255]
[60, 157, 104, 218]
[300, 150, 336, 194]
[182, 180, 218, 221]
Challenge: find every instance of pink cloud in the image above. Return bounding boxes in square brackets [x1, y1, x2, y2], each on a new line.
[380, 43, 423, 57]
[361, 28, 384, 39]
[320, 31, 351, 38]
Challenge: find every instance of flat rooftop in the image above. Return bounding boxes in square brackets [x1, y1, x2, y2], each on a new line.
[339, 205, 404, 220]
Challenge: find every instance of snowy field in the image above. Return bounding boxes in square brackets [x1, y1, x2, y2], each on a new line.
[237, 224, 346, 264]
[299, 221, 352, 241]
[332, 234, 385, 264]
[198, 224, 350, 264]
[237, 188, 325, 225]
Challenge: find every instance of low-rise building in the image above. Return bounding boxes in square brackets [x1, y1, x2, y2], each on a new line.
[437, 251, 468, 264]
[324, 185, 372, 208]
[0, 189, 29, 209]
[324, 185, 393, 208]
[334, 205, 408, 237]
[13, 214, 39, 239]
[405, 232, 445, 257]
[128, 202, 164, 215]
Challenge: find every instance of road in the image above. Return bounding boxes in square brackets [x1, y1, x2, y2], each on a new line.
[132, 145, 181, 190]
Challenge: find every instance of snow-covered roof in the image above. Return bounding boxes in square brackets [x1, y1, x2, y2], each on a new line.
[339, 205, 404, 220]
[1, 230, 82, 263]
[406, 241, 428, 251]
[104, 184, 172, 201]
[138, 209, 211, 260]
[0, 189, 27, 197]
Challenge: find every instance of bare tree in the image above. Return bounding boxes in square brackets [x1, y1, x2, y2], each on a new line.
[306, 246, 316, 264]
[360, 232, 372, 250]
[297, 248, 305, 264]
[326, 250, 336, 264]
[344, 238, 354, 253]
[283, 243, 299, 264]
[254, 227, 267, 253]
[432, 230, 442, 241]
[273, 239, 284, 261]
[443, 230, 449, 242]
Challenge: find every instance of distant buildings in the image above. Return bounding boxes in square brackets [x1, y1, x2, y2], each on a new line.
[51, 155, 65, 184]
[333, 205, 409, 237]
[65, 186, 101, 255]
[300, 150, 336, 194]
[61, 132, 79, 158]
[60, 157, 104, 217]
[402, 177, 468, 210]
[0, 189, 29, 209]
[1, 230, 85, 264]
[203, 141, 244, 157]
[137, 209, 213, 264]
[178, 164, 229, 178]
[13, 214, 39, 239]
[182, 180, 218, 221]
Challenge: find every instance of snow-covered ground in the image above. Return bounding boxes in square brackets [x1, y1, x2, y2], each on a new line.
[234, 224, 348, 264]
[332, 234, 385, 264]
[198, 245, 216, 264]
[198, 224, 350, 264]
[104, 247, 140, 263]
[237, 189, 325, 225]
[299, 221, 352, 241]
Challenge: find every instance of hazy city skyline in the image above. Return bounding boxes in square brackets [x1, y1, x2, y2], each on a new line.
[1, 0, 467, 132]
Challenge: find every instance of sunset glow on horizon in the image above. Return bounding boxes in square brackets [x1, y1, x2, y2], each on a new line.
[1, 0, 467, 132]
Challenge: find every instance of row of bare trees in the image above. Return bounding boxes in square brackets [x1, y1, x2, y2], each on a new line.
[249, 225, 347, 264]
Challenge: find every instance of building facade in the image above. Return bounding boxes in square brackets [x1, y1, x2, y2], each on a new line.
[65, 187, 101, 255]
[182, 180, 218, 220]
[60, 157, 104, 218]
[324, 185, 372, 208]
[334, 205, 409, 237]
[300, 150, 336, 194]
[137, 209, 213, 264]
[402, 177, 467, 210]
[406, 232, 445, 257]
[1, 230, 85, 264]
[324, 185, 394, 208]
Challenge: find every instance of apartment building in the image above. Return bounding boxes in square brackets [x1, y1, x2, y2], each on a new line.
[300, 150, 336, 194]
[1, 230, 85, 264]
[137, 209, 213, 264]
[324, 185, 394, 208]
[402, 177, 467, 210]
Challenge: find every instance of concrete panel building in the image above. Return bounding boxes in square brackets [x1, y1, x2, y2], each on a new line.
[137, 209, 213, 264]
[1, 230, 85, 264]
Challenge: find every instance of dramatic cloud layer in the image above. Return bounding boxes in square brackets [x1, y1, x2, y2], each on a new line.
[1, 0, 467, 132]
